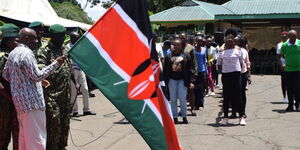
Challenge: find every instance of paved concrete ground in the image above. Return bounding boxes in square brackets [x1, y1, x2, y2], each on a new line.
[10, 75, 300, 150]
[65, 75, 300, 150]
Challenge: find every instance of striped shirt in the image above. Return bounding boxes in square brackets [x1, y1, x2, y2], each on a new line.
[2, 44, 59, 114]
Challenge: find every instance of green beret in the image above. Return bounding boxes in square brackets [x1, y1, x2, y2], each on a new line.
[49, 24, 66, 34]
[29, 21, 44, 28]
[0, 23, 20, 38]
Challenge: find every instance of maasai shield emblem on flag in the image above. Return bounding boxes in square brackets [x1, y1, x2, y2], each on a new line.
[69, 0, 181, 149]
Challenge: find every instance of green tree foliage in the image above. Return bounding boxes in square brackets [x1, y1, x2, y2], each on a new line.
[49, 0, 94, 24]
[98, 0, 186, 13]
[204, 0, 230, 4]
[48, 0, 230, 25]
[97, 0, 230, 13]
[50, 0, 230, 15]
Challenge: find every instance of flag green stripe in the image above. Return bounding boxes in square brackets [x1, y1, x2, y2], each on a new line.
[69, 36, 168, 150]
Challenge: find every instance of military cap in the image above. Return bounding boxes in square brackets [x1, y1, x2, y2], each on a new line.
[48, 24, 66, 34]
[0, 23, 20, 38]
[29, 21, 44, 28]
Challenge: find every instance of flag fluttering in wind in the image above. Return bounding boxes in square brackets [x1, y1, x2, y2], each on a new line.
[69, 0, 181, 149]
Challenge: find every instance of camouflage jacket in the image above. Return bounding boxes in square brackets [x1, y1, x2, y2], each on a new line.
[36, 42, 71, 101]
[34, 38, 49, 56]
[0, 49, 11, 101]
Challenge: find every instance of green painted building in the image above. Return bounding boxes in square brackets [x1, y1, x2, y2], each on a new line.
[216, 0, 300, 49]
[150, 0, 233, 35]
[151, 0, 300, 74]
[151, 0, 300, 49]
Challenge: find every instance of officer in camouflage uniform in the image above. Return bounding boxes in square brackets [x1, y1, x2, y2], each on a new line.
[0, 24, 19, 150]
[29, 21, 48, 53]
[36, 24, 71, 150]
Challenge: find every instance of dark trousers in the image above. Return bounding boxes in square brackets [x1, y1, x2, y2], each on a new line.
[241, 72, 248, 114]
[87, 77, 95, 92]
[280, 71, 287, 98]
[222, 72, 244, 118]
[212, 63, 219, 85]
[286, 71, 300, 108]
[0, 100, 18, 150]
[161, 85, 170, 100]
[195, 72, 205, 108]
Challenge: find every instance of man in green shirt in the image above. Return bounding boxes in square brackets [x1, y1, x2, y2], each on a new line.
[280, 30, 300, 112]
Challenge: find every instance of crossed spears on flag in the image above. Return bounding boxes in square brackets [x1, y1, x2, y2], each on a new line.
[69, 0, 182, 149]
[113, 49, 160, 114]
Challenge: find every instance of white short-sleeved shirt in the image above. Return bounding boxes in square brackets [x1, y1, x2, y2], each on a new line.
[276, 42, 285, 65]
[217, 48, 244, 73]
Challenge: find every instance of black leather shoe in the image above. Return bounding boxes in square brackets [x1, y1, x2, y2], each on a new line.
[89, 93, 96, 97]
[286, 106, 294, 112]
[83, 111, 96, 116]
[174, 118, 178, 124]
[183, 117, 188, 124]
[72, 112, 80, 118]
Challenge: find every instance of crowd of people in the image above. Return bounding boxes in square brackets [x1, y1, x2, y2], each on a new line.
[156, 29, 251, 125]
[0, 22, 96, 150]
[0, 20, 299, 150]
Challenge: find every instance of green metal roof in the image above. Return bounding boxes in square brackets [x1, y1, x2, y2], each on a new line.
[216, 0, 300, 19]
[150, 0, 233, 23]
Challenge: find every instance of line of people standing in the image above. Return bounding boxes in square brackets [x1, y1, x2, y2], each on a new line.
[161, 33, 216, 124]
[158, 29, 251, 125]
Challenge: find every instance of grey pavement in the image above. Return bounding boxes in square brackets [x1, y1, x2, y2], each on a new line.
[66, 75, 300, 150]
[9, 75, 300, 150]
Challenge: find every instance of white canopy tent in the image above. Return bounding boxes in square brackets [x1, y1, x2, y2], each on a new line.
[0, 0, 92, 30]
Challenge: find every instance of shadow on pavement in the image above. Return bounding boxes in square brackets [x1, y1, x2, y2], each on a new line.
[272, 109, 286, 114]
[114, 118, 130, 124]
[103, 111, 119, 118]
[206, 123, 240, 127]
[270, 102, 287, 105]
[175, 122, 189, 125]
[187, 113, 197, 116]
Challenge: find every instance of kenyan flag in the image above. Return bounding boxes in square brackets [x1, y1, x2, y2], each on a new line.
[69, 0, 181, 149]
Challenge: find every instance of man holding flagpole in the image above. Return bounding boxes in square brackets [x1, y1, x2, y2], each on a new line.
[3, 27, 67, 150]
[69, 0, 182, 149]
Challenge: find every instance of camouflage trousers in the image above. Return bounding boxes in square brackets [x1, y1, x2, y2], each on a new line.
[45, 100, 60, 150]
[45, 95, 71, 150]
[57, 96, 71, 149]
[0, 99, 18, 150]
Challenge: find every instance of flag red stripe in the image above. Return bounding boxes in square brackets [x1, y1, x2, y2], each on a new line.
[89, 7, 164, 120]
[156, 88, 182, 150]
[89, 8, 150, 77]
